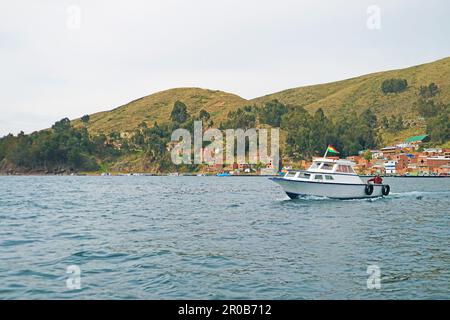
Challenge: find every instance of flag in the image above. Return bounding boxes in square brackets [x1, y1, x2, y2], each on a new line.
[326, 145, 340, 154]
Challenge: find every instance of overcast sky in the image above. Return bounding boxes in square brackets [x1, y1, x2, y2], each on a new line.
[1, 0, 449, 136]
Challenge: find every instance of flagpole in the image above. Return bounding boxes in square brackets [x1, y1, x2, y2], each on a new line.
[323, 145, 329, 158]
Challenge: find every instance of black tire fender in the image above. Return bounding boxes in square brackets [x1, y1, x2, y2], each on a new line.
[365, 184, 374, 196]
[382, 185, 390, 196]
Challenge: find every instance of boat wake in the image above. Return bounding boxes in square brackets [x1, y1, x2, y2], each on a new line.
[285, 195, 383, 202]
[277, 195, 331, 203]
[295, 195, 332, 201]
[278, 190, 450, 203]
[389, 190, 450, 199]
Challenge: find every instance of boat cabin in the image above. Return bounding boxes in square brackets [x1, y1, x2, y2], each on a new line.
[307, 158, 356, 174]
[284, 158, 363, 184]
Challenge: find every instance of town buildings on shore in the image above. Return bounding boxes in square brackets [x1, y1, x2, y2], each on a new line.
[347, 135, 449, 176]
[199, 134, 449, 176]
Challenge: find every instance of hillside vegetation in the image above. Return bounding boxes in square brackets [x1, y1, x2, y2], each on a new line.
[252, 57, 450, 119]
[74, 88, 247, 134]
[73, 57, 450, 146]
[1, 57, 449, 174]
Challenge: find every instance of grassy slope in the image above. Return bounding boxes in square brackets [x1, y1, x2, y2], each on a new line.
[252, 57, 450, 114]
[251, 57, 450, 145]
[75, 57, 450, 145]
[73, 88, 248, 134]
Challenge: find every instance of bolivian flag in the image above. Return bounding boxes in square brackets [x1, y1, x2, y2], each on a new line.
[326, 145, 340, 154]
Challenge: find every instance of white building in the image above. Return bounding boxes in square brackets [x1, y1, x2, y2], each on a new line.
[423, 148, 442, 154]
[358, 149, 384, 159]
[396, 143, 413, 149]
[384, 160, 397, 174]
[371, 151, 384, 159]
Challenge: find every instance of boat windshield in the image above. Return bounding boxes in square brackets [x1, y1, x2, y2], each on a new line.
[336, 165, 355, 174]
[309, 162, 321, 169]
[320, 163, 334, 171]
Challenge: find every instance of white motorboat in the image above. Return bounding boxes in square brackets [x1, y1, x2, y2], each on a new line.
[270, 158, 390, 200]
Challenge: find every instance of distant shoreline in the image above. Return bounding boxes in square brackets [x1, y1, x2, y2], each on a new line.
[0, 173, 449, 178]
[360, 175, 450, 178]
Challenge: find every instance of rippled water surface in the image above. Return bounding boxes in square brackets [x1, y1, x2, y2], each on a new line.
[0, 176, 449, 299]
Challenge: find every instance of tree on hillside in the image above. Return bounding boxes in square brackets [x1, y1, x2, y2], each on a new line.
[282, 106, 314, 159]
[220, 108, 256, 130]
[416, 99, 442, 118]
[243, 105, 253, 113]
[419, 83, 439, 98]
[170, 101, 189, 123]
[361, 109, 378, 129]
[426, 105, 450, 144]
[0, 118, 104, 172]
[81, 115, 90, 125]
[381, 79, 408, 94]
[381, 116, 389, 129]
[199, 109, 210, 122]
[389, 115, 405, 131]
[363, 150, 373, 162]
[138, 121, 148, 130]
[281, 106, 379, 159]
[258, 100, 288, 127]
[52, 118, 71, 132]
[198, 109, 214, 128]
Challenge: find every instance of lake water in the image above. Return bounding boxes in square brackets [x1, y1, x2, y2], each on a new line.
[0, 176, 449, 299]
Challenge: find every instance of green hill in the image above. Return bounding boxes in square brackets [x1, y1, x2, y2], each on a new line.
[251, 57, 450, 143]
[75, 57, 450, 145]
[252, 57, 450, 116]
[1, 57, 449, 174]
[73, 88, 248, 134]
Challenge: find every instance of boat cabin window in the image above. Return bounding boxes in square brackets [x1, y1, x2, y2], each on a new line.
[320, 163, 334, 171]
[314, 175, 323, 180]
[298, 172, 311, 179]
[325, 175, 334, 180]
[309, 162, 321, 169]
[285, 171, 297, 178]
[337, 165, 354, 173]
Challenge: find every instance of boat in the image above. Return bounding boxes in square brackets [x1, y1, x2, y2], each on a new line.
[270, 157, 390, 200]
[217, 172, 231, 177]
[167, 172, 180, 176]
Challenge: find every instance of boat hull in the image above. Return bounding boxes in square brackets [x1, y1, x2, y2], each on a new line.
[270, 177, 386, 199]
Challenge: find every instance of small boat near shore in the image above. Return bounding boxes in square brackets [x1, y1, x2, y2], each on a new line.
[271, 157, 391, 200]
[217, 172, 231, 177]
